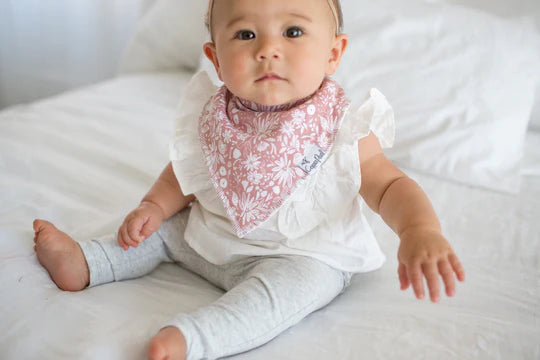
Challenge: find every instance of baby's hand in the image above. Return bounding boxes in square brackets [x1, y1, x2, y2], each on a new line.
[397, 228, 465, 302]
[117, 201, 165, 250]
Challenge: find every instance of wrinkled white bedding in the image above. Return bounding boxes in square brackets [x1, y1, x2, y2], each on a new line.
[0, 72, 539, 359]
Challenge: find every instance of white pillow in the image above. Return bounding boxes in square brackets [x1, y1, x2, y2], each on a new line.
[435, 0, 540, 131]
[332, 0, 540, 193]
[120, 0, 208, 73]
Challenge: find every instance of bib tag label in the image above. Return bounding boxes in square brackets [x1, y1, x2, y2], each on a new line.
[297, 144, 326, 175]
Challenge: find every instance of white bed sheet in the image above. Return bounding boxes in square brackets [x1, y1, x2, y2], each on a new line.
[1, 72, 539, 359]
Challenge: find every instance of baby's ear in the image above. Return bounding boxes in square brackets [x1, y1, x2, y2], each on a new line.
[326, 34, 348, 76]
[203, 42, 223, 81]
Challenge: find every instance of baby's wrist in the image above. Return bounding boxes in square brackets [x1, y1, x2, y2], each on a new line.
[398, 224, 442, 240]
[140, 199, 166, 219]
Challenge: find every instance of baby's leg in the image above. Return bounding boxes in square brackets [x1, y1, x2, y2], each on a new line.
[33, 213, 178, 290]
[77, 227, 173, 288]
[155, 255, 351, 360]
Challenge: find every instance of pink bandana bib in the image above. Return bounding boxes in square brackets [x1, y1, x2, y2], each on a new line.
[199, 78, 350, 238]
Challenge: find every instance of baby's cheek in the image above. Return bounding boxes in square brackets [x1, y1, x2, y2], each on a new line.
[294, 49, 323, 75]
[223, 58, 248, 85]
[297, 63, 326, 95]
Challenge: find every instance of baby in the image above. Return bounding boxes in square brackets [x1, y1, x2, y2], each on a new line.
[33, 0, 465, 359]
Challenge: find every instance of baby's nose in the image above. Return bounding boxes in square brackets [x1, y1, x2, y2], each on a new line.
[255, 37, 281, 61]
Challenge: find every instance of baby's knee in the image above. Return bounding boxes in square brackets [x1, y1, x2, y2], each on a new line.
[250, 256, 347, 301]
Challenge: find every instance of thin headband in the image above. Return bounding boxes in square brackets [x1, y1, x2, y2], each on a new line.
[207, 0, 341, 37]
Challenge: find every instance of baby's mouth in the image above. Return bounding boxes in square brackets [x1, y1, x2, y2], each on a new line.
[256, 73, 286, 82]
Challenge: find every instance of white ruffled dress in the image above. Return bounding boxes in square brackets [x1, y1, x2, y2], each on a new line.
[169, 72, 395, 273]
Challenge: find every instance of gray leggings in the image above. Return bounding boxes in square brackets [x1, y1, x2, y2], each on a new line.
[78, 209, 351, 360]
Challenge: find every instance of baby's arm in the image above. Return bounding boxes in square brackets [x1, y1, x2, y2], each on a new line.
[117, 162, 195, 250]
[358, 133, 465, 302]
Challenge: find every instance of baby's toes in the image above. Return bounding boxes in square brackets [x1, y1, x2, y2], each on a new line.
[33, 219, 46, 233]
[34, 221, 61, 248]
[33, 219, 52, 238]
[34, 219, 58, 238]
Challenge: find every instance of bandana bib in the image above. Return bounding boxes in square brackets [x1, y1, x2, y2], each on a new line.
[199, 78, 350, 238]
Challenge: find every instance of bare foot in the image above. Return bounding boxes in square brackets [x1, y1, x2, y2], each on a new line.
[33, 219, 90, 291]
[147, 327, 187, 360]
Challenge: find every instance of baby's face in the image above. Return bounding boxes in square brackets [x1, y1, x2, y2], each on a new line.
[204, 0, 348, 106]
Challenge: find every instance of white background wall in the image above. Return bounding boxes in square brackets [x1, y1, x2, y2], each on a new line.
[0, 0, 148, 109]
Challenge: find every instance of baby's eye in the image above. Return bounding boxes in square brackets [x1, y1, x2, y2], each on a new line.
[235, 30, 255, 40]
[284, 26, 303, 38]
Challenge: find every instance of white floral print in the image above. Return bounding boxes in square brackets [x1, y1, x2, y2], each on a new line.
[243, 153, 261, 172]
[272, 154, 297, 188]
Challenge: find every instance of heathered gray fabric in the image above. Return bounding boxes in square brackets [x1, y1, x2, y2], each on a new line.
[79, 209, 351, 359]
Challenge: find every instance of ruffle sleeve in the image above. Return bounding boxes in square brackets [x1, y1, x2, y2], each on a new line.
[169, 71, 217, 195]
[339, 88, 395, 148]
[272, 88, 395, 239]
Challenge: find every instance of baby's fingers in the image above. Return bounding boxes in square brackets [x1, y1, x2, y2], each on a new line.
[438, 260, 456, 297]
[127, 216, 146, 243]
[140, 217, 160, 240]
[120, 224, 139, 249]
[398, 263, 410, 290]
[449, 253, 466, 282]
[422, 262, 441, 302]
[117, 226, 130, 250]
[407, 264, 425, 300]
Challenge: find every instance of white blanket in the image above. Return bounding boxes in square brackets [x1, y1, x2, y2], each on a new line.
[1, 72, 539, 359]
